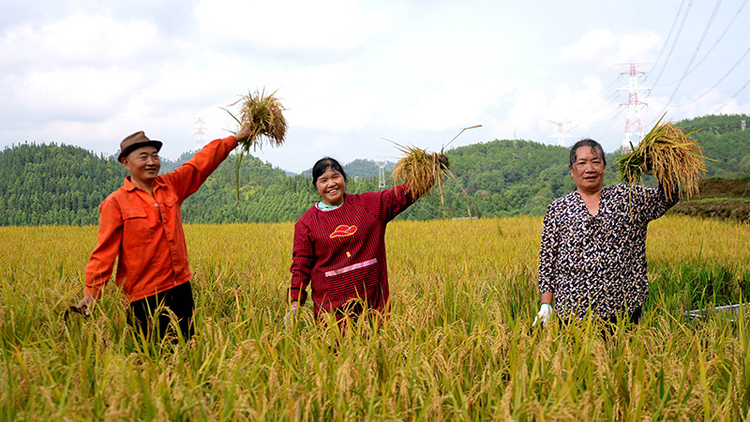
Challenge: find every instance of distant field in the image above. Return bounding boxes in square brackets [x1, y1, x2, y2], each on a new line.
[1, 216, 750, 421]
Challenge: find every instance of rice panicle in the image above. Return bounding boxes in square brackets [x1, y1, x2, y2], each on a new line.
[617, 114, 706, 201]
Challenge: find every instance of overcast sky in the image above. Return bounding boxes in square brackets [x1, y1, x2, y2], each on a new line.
[1, 0, 748, 173]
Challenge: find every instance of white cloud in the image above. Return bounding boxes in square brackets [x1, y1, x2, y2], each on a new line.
[383, 36, 512, 132]
[613, 32, 662, 62]
[0, 14, 158, 66]
[489, 89, 548, 141]
[383, 37, 509, 79]
[6, 67, 144, 121]
[560, 28, 618, 63]
[560, 27, 662, 67]
[194, 0, 390, 51]
[651, 89, 750, 121]
[290, 86, 386, 132]
[712, 98, 750, 116]
[489, 75, 623, 146]
[0, 1, 742, 173]
[266, 64, 387, 132]
[547, 76, 613, 128]
[395, 73, 514, 132]
[136, 59, 240, 109]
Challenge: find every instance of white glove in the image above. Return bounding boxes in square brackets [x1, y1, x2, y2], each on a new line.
[283, 303, 298, 326]
[533, 303, 553, 328]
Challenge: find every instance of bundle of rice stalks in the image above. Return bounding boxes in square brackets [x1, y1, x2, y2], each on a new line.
[227, 88, 287, 151]
[389, 125, 481, 198]
[617, 114, 706, 201]
[389, 125, 481, 216]
[391, 144, 451, 199]
[224, 88, 287, 201]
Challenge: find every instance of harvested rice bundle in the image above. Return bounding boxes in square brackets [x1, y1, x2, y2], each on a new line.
[390, 125, 481, 217]
[224, 88, 288, 201]
[617, 114, 706, 201]
[228, 88, 287, 151]
[391, 144, 451, 199]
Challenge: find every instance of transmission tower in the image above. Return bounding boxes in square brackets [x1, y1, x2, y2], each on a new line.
[547, 120, 572, 147]
[616, 63, 650, 153]
[375, 155, 388, 190]
[194, 117, 207, 149]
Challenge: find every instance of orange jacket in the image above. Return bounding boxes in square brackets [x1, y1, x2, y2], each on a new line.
[85, 135, 238, 302]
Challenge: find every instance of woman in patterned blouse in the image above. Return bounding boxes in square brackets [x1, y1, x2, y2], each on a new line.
[534, 139, 679, 326]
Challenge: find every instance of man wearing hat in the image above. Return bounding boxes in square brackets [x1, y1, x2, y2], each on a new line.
[76, 123, 252, 342]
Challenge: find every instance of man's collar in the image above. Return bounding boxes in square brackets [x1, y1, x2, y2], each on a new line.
[124, 176, 137, 192]
[124, 175, 164, 192]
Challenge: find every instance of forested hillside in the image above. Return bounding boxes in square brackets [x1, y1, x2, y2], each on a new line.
[1, 114, 748, 226]
[676, 114, 750, 178]
[0, 143, 127, 225]
[398, 139, 581, 219]
[300, 158, 395, 179]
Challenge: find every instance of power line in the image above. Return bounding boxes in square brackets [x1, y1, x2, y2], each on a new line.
[583, 107, 625, 139]
[159, 126, 196, 160]
[659, 0, 748, 86]
[656, 0, 723, 117]
[594, 121, 622, 142]
[567, 91, 619, 132]
[673, 46, 750, 107]
[584, 107, 622, 136]
[713, 73, 750, 114]
[648, 0, 695, 89]
[562, 78, 620, 124]
[646, 0, 688, 81]
[536, 128, 553, 145]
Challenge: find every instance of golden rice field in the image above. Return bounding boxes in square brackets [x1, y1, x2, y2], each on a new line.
[1, 215, 750, 421]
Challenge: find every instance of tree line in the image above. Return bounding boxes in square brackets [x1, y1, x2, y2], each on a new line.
[1, 114, 748, 226]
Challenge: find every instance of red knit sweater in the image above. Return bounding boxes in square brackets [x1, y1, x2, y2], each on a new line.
[289, 184, 415, 316]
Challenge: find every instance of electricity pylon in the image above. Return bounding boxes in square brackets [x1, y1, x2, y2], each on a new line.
[616, 63, 650, 153]
[547, 120, 573, 147]
[376, 155, 388, 190]
[194, 117, 207, 149]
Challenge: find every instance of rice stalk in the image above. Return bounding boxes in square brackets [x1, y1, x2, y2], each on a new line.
[391, 144, 450, 200]
[223, 88, 288, 201]
[4, 217, 750, 420]
[388, 125, 480, 217]
[617, 114, 706, 201]
[390, 143, 475, 219]
[228, 88, 287, 151]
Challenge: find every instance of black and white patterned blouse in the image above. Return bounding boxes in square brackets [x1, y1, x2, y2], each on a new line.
[538, 183, 678, 319]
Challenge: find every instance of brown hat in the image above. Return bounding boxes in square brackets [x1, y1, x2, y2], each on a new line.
[117, 131, 163, 162]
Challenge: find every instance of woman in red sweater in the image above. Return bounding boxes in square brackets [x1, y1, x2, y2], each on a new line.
[286, 157, 434, 326]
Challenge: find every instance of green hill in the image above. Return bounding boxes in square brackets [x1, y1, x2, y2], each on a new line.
[0, 143, 127, 225]
[396, 139, 577, 219]
[1, 114, 748, 226]
[676, 114, 750, 178]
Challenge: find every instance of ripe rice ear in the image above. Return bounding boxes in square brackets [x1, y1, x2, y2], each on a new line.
[391, 144, 450, 199]
[224, 88, 288, 201]
[617, 114, 706, 201]
[389, 125, 481, 216]
[228, 88, 288, 151]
